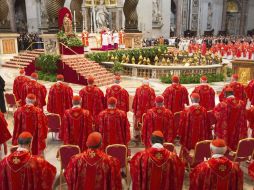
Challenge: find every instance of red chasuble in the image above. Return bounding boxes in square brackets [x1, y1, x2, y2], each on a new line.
[179, 105, 210, 150]
[63, 107, 93, 151]
[79, 85, 104, 122]
[0, 150, 56, 190]
[190, 157, 243, 190]
[47, 82, 73, 117]
[64, 149, 122, 190]
[246, 80, 254, 106]
[214, 97, 247, 151]
[142, 107, 174, 147]
[246, 107, 254, 137]
[162, 83, 189, 113]
[130, 147, 185, 190]
[12, 105, 48, 155]
[192, 84, 215, 110]
[21, 80, 47, 108]
[97, 108, 130, 150]
[219, 82, 247, 103]
[105, 84, 129, 112]
[0, 112, 11, 145]
[13, 76, 30, 101]
[132, 85, 156, 130]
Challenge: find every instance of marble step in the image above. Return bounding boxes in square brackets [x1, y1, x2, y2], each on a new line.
[14, 55, 36, 60]
[2, 63, 25, 69]
[11, 58, 33, 63]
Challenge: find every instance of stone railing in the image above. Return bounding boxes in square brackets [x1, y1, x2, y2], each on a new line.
[100, 62, 223, 79]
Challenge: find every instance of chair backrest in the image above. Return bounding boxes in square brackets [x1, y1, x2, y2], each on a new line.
[163, 143, 175, 152]
[10, 146, 18, 153]
[106, 144, 127, 168]
[5, 93, 16, 106]
[192, 140, 212, 165]
[235, 138, 254, 161]
[58, 145, 80, 170]
[46, 113, 61, 132]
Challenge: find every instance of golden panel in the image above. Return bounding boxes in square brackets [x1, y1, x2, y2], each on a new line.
[85, 0, 117, 7]
[238, 68, 251, 84]
[2, 39, 16, 54]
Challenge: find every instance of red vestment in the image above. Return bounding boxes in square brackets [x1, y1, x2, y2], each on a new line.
[192, 84, 215, 110]
[0, 150, 56, 190]
[246, 107, 254, 137]
[179, 105, 211, 150]
[190, 157, 243, 190]
[63, 107, 93, 151]
[64, 149, 122, 190]
[132, 85, 156, 130]
[0, 112, 11, 144]
[105, 84, 129, 112]
[246, 80, 254, 106]
[219, 82, 247, 103]
[79, 85, 104, 122]
[13, 76, 30, 101]
[142, 107, 174, 147]
[130, 147, 185, 190]
[47, 82, 73, 118]
[201, 42, 207, 56]
[213, 97, 247, 151]
[97, 108, 130, 150]
[13, 105, 48, 155]
[162, 83, 189, 113]
[21, 80, 47, 108]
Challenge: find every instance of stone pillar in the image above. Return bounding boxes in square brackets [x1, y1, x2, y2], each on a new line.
[239, 0, 248, 35]
[175, 0, 183, 36]
[47, 0, 65, 32]
[221, 0, 227, 31]
[7, 0, 16, 32]
[25, 0, 40, 32]
[0, 0, 11, 32]
[123, 0, 139, 32]
[40, 0, 49, 32]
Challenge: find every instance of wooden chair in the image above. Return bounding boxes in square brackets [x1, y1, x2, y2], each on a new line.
[106, 144, 130, 187]
[57, 145, 80, 190]
[4, 93, 18, 118]
[46, 113, 61, 140]
[163, 142, 176, 153]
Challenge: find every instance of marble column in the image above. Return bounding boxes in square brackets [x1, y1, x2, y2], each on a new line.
[239, 0, 248, 35]
[25, 0, 40, 32]
[175, 0, 183, 36]
[7, 0, 16, 32]
[221, 0, 227, 31]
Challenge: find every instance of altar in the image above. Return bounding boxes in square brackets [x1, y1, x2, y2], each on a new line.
[231, 59, 254, 84]
[0, 33, 19, 64]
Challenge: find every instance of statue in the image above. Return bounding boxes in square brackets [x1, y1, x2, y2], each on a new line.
[207, 2, 213, 30]
[63, 13, 73, 35]
[96, 1, 109, 28]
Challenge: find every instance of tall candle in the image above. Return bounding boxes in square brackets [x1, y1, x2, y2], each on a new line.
[74, 10, 76, 23]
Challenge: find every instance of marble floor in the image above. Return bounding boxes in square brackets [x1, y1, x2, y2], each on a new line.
[0, 67, 253, 189]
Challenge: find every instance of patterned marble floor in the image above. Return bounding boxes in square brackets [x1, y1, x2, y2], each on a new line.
[0, 67, 253, 189]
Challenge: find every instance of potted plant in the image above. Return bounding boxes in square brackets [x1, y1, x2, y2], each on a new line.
[111, 61, 124, 75]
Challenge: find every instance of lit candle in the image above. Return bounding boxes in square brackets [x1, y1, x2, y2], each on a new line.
[74, 10, 76, 24]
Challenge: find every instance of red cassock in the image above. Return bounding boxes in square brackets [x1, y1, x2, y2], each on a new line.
[190, 157, 243, 190]
[142, 107, 174, 147]
[97, 108, 130, 150]
[0, 150, 56, 190]
[245, 80, 254, 106]
[219, 82, 247, 103]
[105, 84, 129, 112]
[13, 105, 48, 155]
[21, 80, 47, 108]
[214, 97, 247, 151]
[246, 107, 254, 137]
[13, 76, 30, 101]
[64, 149, 122, 190]
[0, 112, 11, 145]
[63, 107, 93, 151]
[79, 85, 104, 122]
[47, 82, 73, 117]
[201, 42, 207, 56]
[179, 105, 211, 150]
[192, 84, 215, 110]
[132, 85, 156, 130]
[162, 83, 189, 113]
[130, 147, 185, 190]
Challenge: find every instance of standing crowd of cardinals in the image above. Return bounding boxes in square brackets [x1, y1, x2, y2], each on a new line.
[0, 68, 254, 189]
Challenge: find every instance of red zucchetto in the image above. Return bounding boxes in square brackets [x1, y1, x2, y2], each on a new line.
[86, 132, 102, 147]
[107, 97, 117, 105]
[87, 76, 95, 84]
[172, 75, 179, 83]
[31, 72, 38, 79]
[152, 130, 164, 138]
[155, 95, 164, 103]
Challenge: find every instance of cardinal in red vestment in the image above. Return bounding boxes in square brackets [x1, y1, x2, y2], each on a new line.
[12, 94, 48, 155]
[64, 132, 122, 190]
[192, 75, 215, 110]
[130, 131, 185, 190]
[201, 40, 207, 56]
[97, 97, 130, 150]
[246, 106, 254, 137]
[79, 76, 104, 124]
[63, 95, 93, 151]
[47, 74, 73, 118]
[246, 79, 254, 106]
[162, 75, 189, 113]
[13, 69, 30, 102]
[132, 78, 156, 142]
[0, 112, 11, 159]
[0, 132, 56, 190]
[105, 75, 129, 112]
[219, 74, 247, 103]
[214, 87, 247, 151]
[21, 72, 47, 108]
[142, 96, 174, 147]
[190, 139, 243, 190]
[179, 93, 211, 154]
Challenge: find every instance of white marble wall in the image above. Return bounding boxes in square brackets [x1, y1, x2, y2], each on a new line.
[247, 0, 254, 31]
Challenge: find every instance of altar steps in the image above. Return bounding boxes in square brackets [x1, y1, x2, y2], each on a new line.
[62, 57, 114, 87]
[2, 49, 44, 69]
